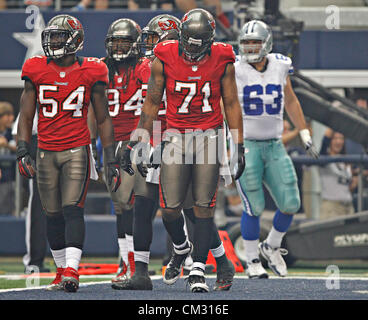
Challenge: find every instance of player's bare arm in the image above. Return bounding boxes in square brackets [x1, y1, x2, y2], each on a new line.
[17, 80, 37, 143]
[221, 63, 244, 144]
[136, 57, 165, 138]
[120, 58, 164, 176]
[90, 82, 114, 148]
[16, 79, 37, 178]
[87, 103, 97, 140]
[284, 76, 319, 158]
[284, 76, 307, 131]
[91, 82, 121, 191]
[221, 62, 245, 179]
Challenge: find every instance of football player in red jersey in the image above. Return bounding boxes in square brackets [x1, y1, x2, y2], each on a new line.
[121, 9, 245, 292]
[89, 18, 146, 286]
[112, 14, 182, 291]
[16, 15, 120, 293]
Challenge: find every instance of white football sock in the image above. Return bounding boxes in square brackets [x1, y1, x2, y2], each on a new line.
[65, 247, 82, 271]
[191, 262, 205, 274]
[134, 251, 150, 265]
[243, 239, 259, 263]
[266, 227, 286, 249]
[210, 242, 225, 258]
[126, 234, 134, 253]
[118, 238, 128, 265]
[50, 248, 66, 269]
[173, 239, 189, 253]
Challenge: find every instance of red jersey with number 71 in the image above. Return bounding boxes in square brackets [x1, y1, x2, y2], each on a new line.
[154, 40, 235, 132]
[21, 55, 108, 151]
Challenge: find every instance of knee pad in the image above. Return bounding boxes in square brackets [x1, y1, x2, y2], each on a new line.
[236, 179, 264, 217]
[279, 188, 301, 214]
[193, 206, 214, 219]
[162, 207, 182, 222]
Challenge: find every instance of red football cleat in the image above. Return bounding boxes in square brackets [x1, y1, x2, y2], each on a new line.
[128, 251, 135, 277]
[62, 267, 79, 292]
[111, 260, 128, 284]
[46, 267, 65, 291]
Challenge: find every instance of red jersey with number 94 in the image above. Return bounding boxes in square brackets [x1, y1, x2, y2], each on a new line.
[103, 58, 150, 141]
[21, 55, 108, 151]
[154, 40, 235, 132]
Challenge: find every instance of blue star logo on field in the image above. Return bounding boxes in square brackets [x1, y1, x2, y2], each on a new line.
[13, 13, 45, 64]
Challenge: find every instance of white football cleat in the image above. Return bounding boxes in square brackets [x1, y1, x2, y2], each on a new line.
[258, 241, 288, 277]
[245, 258, 269, 279]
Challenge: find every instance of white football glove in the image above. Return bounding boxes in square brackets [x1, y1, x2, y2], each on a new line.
[299, 129, 319, 159]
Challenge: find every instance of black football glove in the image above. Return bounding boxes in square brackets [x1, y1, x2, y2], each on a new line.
[231, 143, 246, 180]
[135, 142, 150, 178]
[104, 145, 121, 192]
[149, 141, 168, 169]
[120, 141, 137, 176]
[16, 140, 36, 179]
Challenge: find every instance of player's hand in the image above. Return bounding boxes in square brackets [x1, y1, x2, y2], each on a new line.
[120, 141, 137, 176]
[135, 142, 151, 178]
[299, 129, 319, 159]
[104, 145, 121, 192]
[232, 143, 246, 180]
[16, 140, 36, 179]
[149, 141, 168, 169]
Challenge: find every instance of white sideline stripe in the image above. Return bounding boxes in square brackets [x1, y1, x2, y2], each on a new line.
[353, 290, 368, 294]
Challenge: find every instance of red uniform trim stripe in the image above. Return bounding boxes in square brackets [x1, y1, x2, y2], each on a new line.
[77, 145, 91, 208]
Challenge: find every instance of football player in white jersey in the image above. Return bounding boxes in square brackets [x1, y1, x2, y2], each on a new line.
[234, 20, 318, 278]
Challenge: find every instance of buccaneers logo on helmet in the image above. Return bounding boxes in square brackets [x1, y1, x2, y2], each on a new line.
[67, 18, 83, 30]
[158, 19, 178, 31]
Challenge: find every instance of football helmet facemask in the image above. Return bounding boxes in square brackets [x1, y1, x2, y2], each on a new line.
[238, 20, 273, 63]
[105, 18, 141, 61]
[42, 15, 84, 60]
[179, 8, 216, 63]
[139, 14, 181, 58]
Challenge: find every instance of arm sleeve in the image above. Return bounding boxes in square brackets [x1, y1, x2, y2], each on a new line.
[91, 61, 109, 87]
[21, 58, 37, 85]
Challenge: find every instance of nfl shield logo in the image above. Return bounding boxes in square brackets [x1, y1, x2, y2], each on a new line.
[192, 65, 198, 72]
[60, 72, 66, 78]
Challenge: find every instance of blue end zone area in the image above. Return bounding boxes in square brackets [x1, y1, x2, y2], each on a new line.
[0, 215, 167, 257]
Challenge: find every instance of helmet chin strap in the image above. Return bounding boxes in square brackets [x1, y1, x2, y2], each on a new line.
[244, 53, 263, 63]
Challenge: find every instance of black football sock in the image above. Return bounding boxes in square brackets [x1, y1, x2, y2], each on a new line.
[116, 214, 125, 238]
[162, 211, 187, 247]
[192, 217, 214, 265]
[46, 212, 66, 250]
[133, 196, 155, 252]
[122, 208, 134, 236]
[63, 205, 85, 250]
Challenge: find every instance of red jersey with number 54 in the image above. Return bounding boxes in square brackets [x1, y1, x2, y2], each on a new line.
[154, 40, 235, 132]
[21, 55, 108, 151]
[103, 58, 150, 142]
